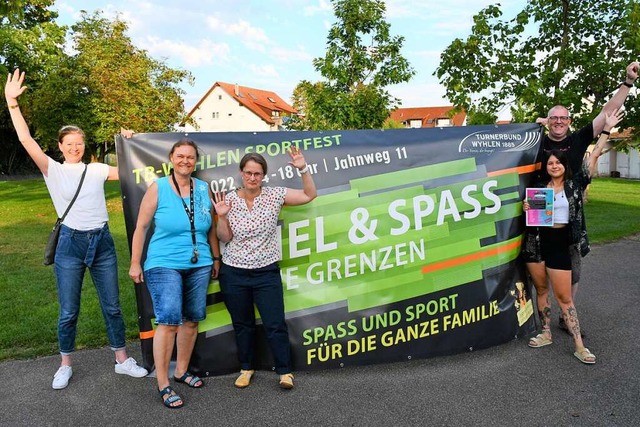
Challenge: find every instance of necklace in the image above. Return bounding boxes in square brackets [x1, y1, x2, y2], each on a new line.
[171, 173, 198, 263]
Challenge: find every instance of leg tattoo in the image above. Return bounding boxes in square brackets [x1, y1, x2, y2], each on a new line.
[539, 306, 552, 333]
[563, 306, 581, 339]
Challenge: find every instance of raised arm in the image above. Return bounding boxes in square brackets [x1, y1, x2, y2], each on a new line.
[284, 147, 317, 206]
[4, 68, 49, 174]
[587, 109, 624, 177]
[128, 183, 158, 284]
[592, 61, 638, 136]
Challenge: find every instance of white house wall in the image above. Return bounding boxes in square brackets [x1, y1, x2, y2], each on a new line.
[597, 149, 640, 179]
[184, 86, 273, 132]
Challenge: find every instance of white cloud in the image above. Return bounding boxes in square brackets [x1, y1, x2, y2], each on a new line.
[205, 16, 270, 52]
[248, 64, 279, 79]
[303, 0, 333, 16]
[139, 36, 230, 68]
[271, 45, 314, 64]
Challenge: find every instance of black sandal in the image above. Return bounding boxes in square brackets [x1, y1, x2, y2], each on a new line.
[159, 386, 183, 409]
[174, 371, 204, 388]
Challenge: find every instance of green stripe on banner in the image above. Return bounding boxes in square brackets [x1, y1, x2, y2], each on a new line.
[350, 158, 478, 193]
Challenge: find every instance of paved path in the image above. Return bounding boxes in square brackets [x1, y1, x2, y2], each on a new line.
[2, 236, 639, 426]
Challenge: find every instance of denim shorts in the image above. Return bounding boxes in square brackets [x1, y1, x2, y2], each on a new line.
[145, 265, 211, 325]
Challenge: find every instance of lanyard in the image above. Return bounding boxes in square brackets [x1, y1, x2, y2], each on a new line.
[171, 173, 198, 263]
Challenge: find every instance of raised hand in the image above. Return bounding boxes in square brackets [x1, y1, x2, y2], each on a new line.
[212, 191, 231, 217]
[626, 61, 639, 82]
[604, 108, 624, 129]
[287, 146, 307, 170]
[5, 68, 27, 102]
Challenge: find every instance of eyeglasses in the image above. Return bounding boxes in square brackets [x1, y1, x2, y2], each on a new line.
[242, 171, 264, 179]
[548, 115, 571, 122]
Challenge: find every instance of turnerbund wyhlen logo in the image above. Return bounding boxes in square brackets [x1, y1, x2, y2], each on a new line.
[458, 131, 540, 154]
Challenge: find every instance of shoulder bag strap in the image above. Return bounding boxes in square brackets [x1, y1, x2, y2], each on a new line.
[59, 164, 88, 222]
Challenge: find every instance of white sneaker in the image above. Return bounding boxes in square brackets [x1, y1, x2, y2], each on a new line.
[52, 365, 73, 390]
[114, 357, 148, 378]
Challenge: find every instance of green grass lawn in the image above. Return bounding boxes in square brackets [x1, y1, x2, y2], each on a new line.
[0, 179, 136, 360]
[0, 177, 638, 361]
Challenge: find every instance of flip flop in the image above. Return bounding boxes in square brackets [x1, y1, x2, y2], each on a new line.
[174, 371, 204, 388]
[528, 333, 553, 348]
[574, 348, 596, 364]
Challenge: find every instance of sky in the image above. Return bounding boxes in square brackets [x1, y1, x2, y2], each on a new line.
[54, 0, 525, 114]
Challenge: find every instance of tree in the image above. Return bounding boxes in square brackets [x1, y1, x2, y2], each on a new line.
[290, 0, 414, 130]
[0, 0, 66, 174]
[466, 107, 497, 126]
[29, 11, 193, 161]
[435, 0, 640, 135]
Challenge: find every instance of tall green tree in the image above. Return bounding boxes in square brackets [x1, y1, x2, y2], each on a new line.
[435, 0, 640, 135]
[289, 0, 414, 130]
[0, 0, 65, 174]
[30, 11, 193, 161]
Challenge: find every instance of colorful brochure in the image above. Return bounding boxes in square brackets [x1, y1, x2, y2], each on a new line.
[525, 188, 554, 227]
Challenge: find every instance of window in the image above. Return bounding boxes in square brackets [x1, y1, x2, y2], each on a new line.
[436, 118, 452, 127]
[267, 97, 276, 103]
[212, 112, 219, 119]
[272, 110, 280, 117]
[409, 119, 421, 128]
[218, 95, 222, 100]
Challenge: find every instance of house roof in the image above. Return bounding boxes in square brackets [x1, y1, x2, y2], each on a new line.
[611, 128, 634, 139]
[185, 82, 296, 125]
[388, 106, 466, 127]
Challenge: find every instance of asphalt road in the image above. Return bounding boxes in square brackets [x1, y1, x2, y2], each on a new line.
[2, 235, 639, 427]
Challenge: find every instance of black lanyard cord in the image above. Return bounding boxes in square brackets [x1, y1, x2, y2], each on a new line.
[171, 172, 198, 263]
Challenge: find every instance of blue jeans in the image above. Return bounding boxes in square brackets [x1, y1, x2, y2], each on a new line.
[54, 224, 126, 355]
[220, 262, 292, 374]
[145, 266, 211, 325]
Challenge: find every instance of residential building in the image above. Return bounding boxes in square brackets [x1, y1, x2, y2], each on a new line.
[181, 82, 296, 132]
[593, 128, 640, 179]
[387, 106, 467, 128]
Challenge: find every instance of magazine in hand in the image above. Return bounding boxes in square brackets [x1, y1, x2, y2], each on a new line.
[525, 188, 554, 227]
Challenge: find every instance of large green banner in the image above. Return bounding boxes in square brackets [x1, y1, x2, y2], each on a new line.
[116, 125, 540, 375]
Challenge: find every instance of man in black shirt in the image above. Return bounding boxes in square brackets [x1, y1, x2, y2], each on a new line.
[537, 61, 638, 176]
[534, 61, 639, 335]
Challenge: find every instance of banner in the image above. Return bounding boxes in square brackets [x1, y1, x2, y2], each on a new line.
[116, 124, 541, 376]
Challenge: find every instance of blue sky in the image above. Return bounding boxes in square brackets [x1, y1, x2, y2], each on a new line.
[54, 0, 524, 114]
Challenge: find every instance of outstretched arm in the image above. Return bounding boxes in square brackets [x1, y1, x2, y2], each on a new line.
[284, 147, 317, 206]
[5, 68, 49, 175]
[592, 61, 638, 136]
[587, 109, 624, 177]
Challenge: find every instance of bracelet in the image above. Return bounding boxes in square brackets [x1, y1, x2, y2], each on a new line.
[621, 81, 634, 88]
[600, 130, 610, 136]
[9, 104, 19, 109]
[213, 256, 221, 261]
[299, 163, 310, 174]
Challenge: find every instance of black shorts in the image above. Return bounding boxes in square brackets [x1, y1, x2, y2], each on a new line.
[539, 226, 572, 270]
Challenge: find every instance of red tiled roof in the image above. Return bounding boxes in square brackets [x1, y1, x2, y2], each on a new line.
[186, 82, 296, 125]
[611, 128, 633, 139]
[388, 106, 466, 127]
